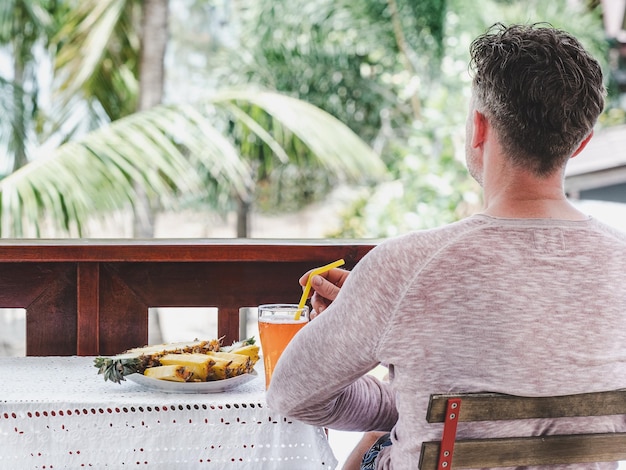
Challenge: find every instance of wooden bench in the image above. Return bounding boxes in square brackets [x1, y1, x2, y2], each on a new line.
[419, 390, 626, 469]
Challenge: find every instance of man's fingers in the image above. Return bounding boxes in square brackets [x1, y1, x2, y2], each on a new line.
[310, 292, 331, 317]
[311, 275, 341, 301]
[324, 268, 349, 286]
[299, 267, 350, 318]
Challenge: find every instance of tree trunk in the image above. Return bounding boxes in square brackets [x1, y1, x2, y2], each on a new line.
[133, 0, 169, 238]
[11, 29, 28, 172]
[236, 196, 250, 238]
[10, 4, 32, 171]
[138, 0, 168, 111]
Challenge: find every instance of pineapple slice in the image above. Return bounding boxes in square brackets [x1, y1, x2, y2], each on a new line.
[125, 338, 221, 362]
[230, 344, 260, 365]
[159, 353, 215, 381]
[144, 365, 194, 382]
[205, 351, 254, 380]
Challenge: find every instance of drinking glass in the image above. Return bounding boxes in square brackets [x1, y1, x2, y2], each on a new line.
[257, 303, 309, 389]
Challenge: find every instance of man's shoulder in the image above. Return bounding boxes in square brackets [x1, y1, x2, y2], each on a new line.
[368, 217, 486, 265]
[383, 216, 488, 245]
[588, 217, 626, 243]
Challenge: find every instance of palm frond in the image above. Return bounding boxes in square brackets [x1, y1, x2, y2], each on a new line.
[210, 88, 387, 181]
[54, 0, 129, 96]
[0, 0, 52, 42]
[0, 102, 253, 237]
[0, 87, 385, 237]
[52, 0, 140, 125]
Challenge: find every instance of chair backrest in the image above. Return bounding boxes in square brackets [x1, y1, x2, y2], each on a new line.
[419, 390, 626, 470]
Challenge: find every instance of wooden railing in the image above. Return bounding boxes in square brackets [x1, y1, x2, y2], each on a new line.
[0, 239, 376, 356]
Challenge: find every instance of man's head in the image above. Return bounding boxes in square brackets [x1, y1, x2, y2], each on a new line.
[469, 23, 605, 177]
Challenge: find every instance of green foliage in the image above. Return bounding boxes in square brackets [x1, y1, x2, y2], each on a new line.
[330, 0, 611, 237]
[0, 100, 251, 236]
[0, 0, 615, 239]
[0, 87, 385, 237]
[255, 166, 332, 213]
[174, 0, 449, 215]
[53, 0, 141, 122]
[599, 107, 626, 127]
[0, 0, 61, 172]
[195, 88, 387, 215]
[0, 0, 388, 237]
[400, 0, 448, 61]
[330, 89, 480, 238]
[203, 0, 448, 146]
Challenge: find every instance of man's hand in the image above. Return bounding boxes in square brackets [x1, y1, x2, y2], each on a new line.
[299, 268, 350, 319]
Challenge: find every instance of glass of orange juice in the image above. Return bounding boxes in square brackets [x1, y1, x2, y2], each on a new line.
[258, 303, 309, 389]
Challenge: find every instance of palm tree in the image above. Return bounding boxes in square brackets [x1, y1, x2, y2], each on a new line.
[0, 0, 387, 238]
[0, 86, 386, 237]
[0, 0, 63, 174]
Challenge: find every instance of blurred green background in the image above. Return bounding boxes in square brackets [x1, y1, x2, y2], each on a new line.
[0, 0, 622, 239]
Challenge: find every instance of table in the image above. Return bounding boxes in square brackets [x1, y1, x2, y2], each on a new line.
[0, 357, 338, 469]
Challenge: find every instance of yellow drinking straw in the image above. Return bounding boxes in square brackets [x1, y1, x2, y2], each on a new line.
[296, 259, 346, 319]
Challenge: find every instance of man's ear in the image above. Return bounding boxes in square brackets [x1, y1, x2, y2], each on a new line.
[571, 131, 594, 158]
[471, 110, 488, 149]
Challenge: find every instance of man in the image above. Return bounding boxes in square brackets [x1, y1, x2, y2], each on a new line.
[266, 23, 626, 469]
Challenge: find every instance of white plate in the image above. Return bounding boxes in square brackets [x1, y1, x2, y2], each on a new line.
[126, 370, 258, 394]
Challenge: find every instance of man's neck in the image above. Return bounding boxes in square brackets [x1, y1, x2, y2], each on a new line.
[481, 169, 587, 220]
[481, 199, 588, 220]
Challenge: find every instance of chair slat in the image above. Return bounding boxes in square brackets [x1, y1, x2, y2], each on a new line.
[420, 433, 626, 470]
[426, 390, 626, 423]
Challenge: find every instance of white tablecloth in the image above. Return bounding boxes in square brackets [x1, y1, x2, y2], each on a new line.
[0, 357, 337, 469]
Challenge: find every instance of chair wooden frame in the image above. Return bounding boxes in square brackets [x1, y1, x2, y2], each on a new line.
[419, 390, 626, 469]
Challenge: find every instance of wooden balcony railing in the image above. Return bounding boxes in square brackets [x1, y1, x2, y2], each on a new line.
[0, 239, 376, 356]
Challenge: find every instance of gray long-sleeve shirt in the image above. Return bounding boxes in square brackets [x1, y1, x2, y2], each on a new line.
[267, 214, 626, 469]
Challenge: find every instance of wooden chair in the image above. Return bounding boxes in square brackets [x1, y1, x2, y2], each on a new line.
[419, 390, 626, 469]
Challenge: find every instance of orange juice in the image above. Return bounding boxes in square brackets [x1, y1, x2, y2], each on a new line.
[258, 311, 308, 388]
